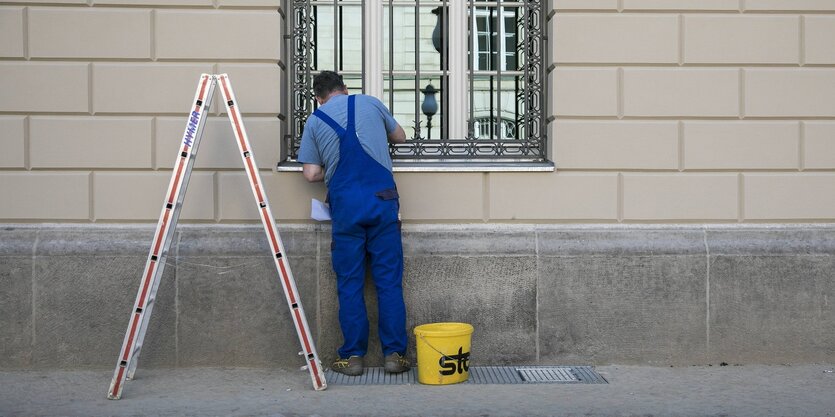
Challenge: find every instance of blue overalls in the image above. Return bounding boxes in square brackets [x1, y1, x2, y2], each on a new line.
[312, 95, 407, 358]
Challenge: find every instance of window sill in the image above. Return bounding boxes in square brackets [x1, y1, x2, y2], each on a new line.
[276, 160, 555, 173]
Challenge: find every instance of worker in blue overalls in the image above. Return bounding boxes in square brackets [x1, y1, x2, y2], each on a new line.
[298, 71, 410, 376]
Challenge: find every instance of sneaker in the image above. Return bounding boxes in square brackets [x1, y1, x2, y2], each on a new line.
[384, 352, 410, 373]
[331, 356, 364, 376]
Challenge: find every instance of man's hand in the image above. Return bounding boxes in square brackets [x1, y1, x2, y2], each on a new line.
[302, 163, 325, 183]
[388, 125, 406, 144]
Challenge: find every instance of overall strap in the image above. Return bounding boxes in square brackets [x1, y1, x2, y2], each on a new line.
[312, 108, 346, 137]
[347, 95, 356, 131]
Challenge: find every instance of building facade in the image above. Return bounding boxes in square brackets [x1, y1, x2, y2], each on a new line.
[1, 0, 834, 370]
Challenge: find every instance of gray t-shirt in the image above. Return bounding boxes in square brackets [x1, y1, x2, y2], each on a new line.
[297, 94, 399, 186]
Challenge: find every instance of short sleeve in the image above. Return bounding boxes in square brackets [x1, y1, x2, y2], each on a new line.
[370, 96, 399, 134]
[297, 119, 322, 165]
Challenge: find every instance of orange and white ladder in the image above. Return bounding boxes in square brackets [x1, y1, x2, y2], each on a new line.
[107, 74, 327, 400]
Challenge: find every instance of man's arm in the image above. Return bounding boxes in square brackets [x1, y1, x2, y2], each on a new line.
[302, 163, 325, 183]
[388, 124, 406, 144]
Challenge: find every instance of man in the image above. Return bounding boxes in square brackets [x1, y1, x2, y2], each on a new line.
[298, 71, 410, 376]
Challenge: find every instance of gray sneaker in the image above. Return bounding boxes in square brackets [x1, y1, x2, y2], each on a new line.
[384, 352, 410, 373]
[331, 355, 364, 376]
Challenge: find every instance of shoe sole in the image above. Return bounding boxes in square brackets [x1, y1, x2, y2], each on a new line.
[384, 364, 410, 374]
[332, 368, 364, 376]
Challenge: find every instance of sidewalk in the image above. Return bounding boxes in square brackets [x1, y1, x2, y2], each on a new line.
[2, 364, 833, 417]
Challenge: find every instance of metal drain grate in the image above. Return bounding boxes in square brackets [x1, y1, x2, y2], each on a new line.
[517, 367, 577, 382]
[325, 367, 417, 385]
[324, 366, 607, 385]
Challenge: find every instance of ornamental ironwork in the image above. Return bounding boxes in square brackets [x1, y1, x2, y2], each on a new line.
[286, 0, 546, 162]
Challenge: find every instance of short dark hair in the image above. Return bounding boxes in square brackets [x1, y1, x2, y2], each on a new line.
[313, 71, 346, 99]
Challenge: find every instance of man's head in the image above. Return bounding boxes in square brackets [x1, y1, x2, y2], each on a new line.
[313, 71, 348, 104]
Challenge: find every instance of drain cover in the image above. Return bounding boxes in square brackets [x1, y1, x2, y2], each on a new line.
[325, 366, 607, 385]
[517, 367, 577, 382]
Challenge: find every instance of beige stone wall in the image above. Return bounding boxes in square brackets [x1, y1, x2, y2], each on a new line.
[1, 0, 834, 223]
[542, 0, 835, 222]
[0, 0, 295, 221]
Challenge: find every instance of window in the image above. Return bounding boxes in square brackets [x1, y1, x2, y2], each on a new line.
[284, 0, 547, 166]
[473, 7, 517, 72]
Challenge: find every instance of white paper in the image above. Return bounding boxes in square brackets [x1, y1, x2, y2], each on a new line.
[311, 198, 332, 221]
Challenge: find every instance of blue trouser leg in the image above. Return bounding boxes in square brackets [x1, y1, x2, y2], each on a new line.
[332, 226, 369, 358]
[367, 212, 407, 356]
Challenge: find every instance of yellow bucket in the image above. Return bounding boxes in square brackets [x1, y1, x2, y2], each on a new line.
[413, 322, 473, 385]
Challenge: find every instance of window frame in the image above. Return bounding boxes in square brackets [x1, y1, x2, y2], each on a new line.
[279, 0, 552, 171]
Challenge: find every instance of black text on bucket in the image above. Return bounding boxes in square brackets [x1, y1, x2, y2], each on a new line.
[439, 347, 470, 375]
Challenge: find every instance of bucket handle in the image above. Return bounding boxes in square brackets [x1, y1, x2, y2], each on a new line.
[417, 333, 468, 362]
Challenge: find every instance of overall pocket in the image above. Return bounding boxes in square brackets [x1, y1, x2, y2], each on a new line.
[374, 188, 399, 200]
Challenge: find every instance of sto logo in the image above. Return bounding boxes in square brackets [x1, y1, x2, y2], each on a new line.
[438, 347, 470, 376]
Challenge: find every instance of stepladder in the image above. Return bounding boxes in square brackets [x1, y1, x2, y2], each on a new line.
[107, 74, 327, 399]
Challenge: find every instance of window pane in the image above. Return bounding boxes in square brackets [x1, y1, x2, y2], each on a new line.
[312, 5, 334, 71]
[471, 75, 523, 141]
[505, 7, 525, 71]
[505, 12, 518, 71]
[312, 5, 362, 72]
[471, 5, 521, 72]
[384, 76, 446, 140]
[342, 74, 364, 94]
[341, 6, 363, 72]
[385, 6, 445, 72]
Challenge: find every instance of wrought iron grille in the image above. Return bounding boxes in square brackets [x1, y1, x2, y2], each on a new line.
[286, 0, 546, 162]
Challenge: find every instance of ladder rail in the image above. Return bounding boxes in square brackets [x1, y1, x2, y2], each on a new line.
[107, 74, 327, 399]
[217, 74, 327, 391]
[127, 77, 217, 381]
[107, 74, 215, 400]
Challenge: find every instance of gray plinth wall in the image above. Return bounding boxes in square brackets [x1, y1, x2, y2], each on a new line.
[1, 224, 833, 370]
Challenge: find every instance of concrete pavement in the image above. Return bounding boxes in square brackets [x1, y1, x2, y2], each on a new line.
[2, 364, 834, 417]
